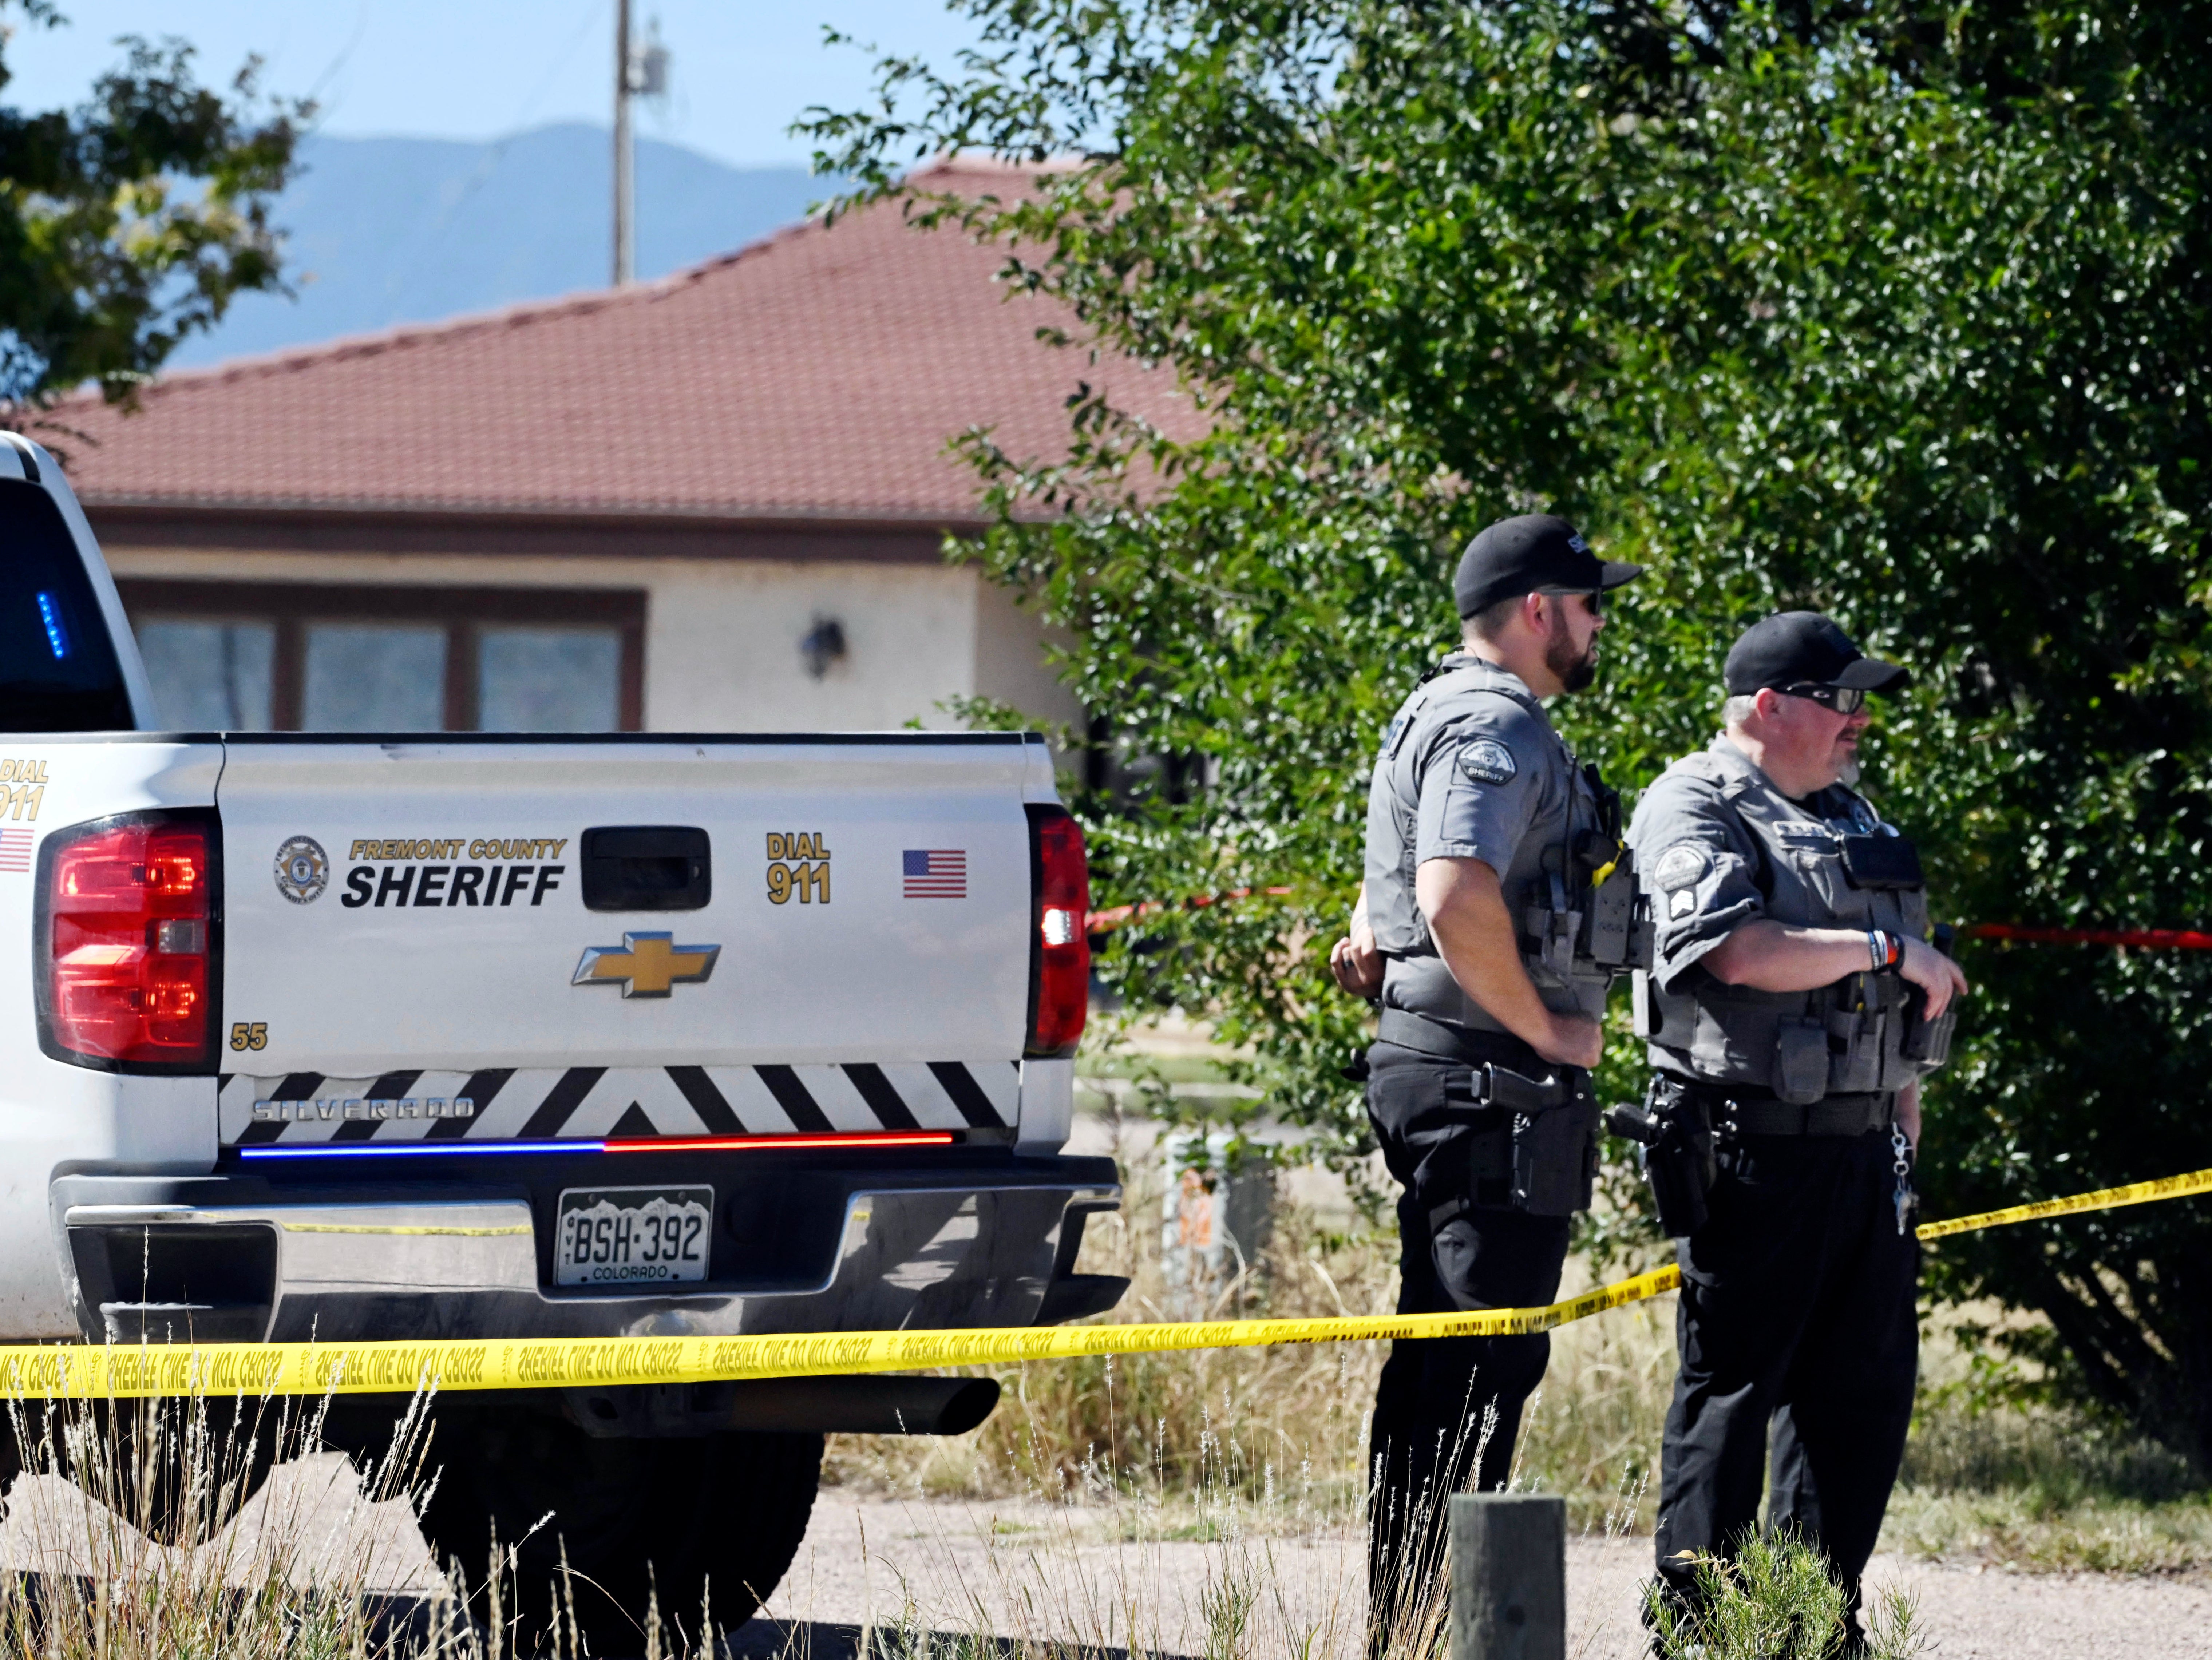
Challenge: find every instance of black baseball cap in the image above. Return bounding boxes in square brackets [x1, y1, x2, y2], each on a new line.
[1454, 514, 1643, 618]
[1723, 611, 1909, 695]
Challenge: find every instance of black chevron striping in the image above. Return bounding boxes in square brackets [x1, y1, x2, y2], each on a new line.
[753, 1066, 833, 1133]
[927, 1062, 1005, 1128]
[233, 1072, 325, 1146]
[842, 1064, 920, 1130]
[218, 1073, 232, 1090]
[428, 1067, 515, 1140]
[666, 1067, 743, 1135]
[608, 1102, 658, 1138]
[518, 1068, 606, 1138]
[331, 1070, 424, 1144]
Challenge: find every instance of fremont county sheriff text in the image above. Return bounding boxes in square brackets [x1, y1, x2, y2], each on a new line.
[340, 838, 571, 908]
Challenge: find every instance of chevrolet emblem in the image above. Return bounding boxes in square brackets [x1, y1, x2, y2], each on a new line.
[571, 932, 721, 998]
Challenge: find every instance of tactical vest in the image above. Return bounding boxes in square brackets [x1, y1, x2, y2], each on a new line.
[1365, 655, 1645, 1039]
[1635, 745, 1930, 1100]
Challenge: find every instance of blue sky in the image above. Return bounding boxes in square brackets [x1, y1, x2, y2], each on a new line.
[1, 1, 988, 167]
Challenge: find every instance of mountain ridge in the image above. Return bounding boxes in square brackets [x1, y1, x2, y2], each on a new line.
[176, 123, 832, 368]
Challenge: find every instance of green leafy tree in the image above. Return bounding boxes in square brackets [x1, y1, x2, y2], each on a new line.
[807, 0, 2212, 1462]
[0, 1, 301, 411]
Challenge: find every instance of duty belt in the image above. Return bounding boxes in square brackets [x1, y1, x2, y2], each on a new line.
[1677, 1082, 1895, 1138]
[1376, 1006, 1539, 1068]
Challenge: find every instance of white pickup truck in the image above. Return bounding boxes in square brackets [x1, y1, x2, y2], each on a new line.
[0, 433, 1124, 1641]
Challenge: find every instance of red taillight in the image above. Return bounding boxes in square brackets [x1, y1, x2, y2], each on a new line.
[40, 815, 217, 1069]
[1026, 807, 1090, 1057]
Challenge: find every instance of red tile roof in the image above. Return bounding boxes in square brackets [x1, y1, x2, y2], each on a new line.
[53, 159, 1191, 523]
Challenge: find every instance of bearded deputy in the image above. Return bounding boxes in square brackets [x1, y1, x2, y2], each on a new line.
[1329, 512, 1645, 1639]
[1622, 612, 1970, 1649]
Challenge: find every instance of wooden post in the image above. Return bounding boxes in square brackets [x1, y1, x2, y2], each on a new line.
[1448, 1492, 1566, 1660]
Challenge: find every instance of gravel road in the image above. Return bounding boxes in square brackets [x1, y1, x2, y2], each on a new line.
[6, 1462, 2207, 1658]
[761, 1493, 2212, 1660]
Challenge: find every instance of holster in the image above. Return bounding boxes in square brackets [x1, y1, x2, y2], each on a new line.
[1480, 1062, 1599, 1217]
[1604, 1075, 1717, 1237]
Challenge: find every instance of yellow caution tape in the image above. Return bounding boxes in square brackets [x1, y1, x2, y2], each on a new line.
[5, 1164, 2207, 1402]
[0, 1267, 1688, 1403]
[1911, 1162, 2212, 1240]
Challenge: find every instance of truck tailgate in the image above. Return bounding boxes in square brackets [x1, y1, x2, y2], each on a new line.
[215, 735, 1042, 1149]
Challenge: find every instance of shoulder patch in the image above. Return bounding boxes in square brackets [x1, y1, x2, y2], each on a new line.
[1456, 738, 1519, 786]
[1652, 843, 1710, 892]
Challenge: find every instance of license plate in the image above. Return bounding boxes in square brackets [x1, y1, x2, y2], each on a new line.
[554, 1186, 713, 1287]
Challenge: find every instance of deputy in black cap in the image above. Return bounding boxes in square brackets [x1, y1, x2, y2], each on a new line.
[1328, 513, 1644, 1644]
[1622, 612, 1970, 1652]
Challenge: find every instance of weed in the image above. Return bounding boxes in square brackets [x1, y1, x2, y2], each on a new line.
[1647, 1534, 1924, 1660]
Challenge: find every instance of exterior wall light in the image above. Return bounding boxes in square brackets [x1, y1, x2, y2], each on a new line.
[800, 616, 847, 680]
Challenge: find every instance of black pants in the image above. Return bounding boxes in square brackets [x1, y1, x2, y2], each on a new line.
[1654, 1126, 1920, 1618]
[1364, 1041, 1571, 1640]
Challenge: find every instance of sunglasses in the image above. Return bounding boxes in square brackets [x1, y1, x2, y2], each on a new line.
[1536, 587, 1602, 617]
[1779, 682, 1867, 715]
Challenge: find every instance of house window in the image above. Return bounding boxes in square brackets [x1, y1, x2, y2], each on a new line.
[114, 582, 645, 733]
[135, 619, 278, 730]
[302, 622, 450, 732]
[478, 625, 624, 732]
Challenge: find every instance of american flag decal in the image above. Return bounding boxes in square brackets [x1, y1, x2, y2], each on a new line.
[903, 848, 967, 899]
[0, 829, 31, 874]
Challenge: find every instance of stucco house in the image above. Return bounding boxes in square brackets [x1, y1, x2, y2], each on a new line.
[51, 160, 1184, 739]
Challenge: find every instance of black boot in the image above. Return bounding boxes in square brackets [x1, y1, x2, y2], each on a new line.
[1639, 1565, 1706, 1658]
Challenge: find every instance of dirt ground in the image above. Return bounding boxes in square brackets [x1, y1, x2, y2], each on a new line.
[5, 1459, 2208, 1658]
[764, 1493, 2212, 1660]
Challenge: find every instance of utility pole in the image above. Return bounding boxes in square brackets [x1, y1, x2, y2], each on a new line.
[612, 0, 634, 286]
[612, 4, 668, 287]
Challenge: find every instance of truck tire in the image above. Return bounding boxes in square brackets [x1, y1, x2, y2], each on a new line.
[7, 1397, 287, 1541]
[414, 1405, 822, 1652]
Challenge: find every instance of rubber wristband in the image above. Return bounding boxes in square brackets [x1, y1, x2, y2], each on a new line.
[1867, 930, 1884, 973]
[1887, 932, 1904, 967]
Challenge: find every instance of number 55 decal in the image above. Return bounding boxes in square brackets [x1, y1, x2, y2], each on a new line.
[229, 1022, 269, 1052]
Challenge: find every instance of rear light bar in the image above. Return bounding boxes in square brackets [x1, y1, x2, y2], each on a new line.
[1025, 805, 1090, 1057]
[36, 811, 220, 1073]
[239, 1139, 599, 1161]
[607, 1130, 953, 1154]
[236, 1130, 955, 1162]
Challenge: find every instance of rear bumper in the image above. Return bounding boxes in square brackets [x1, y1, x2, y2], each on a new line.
[52, 1149, 1125, 1344]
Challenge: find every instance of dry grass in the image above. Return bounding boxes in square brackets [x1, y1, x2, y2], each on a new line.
[825, 1139, 1675, 1540]
[828, 1131, 2212, 1582]
[1884, 1374, 2212, 1573]
[1881, 1486, 2212, 1575]
[0, 1391, 443, 1660]
[0, 1390, 717, 1660]
[823, 1150, 1394, 1522]
[1870, 1297, 2212, 1574]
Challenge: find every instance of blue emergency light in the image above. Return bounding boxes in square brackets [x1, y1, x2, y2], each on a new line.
[35, 591, 68, 659]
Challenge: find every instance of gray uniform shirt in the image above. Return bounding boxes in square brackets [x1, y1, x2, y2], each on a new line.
[1626, 735, 1934, 1098]
[1363, 654, 1611, 1040]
